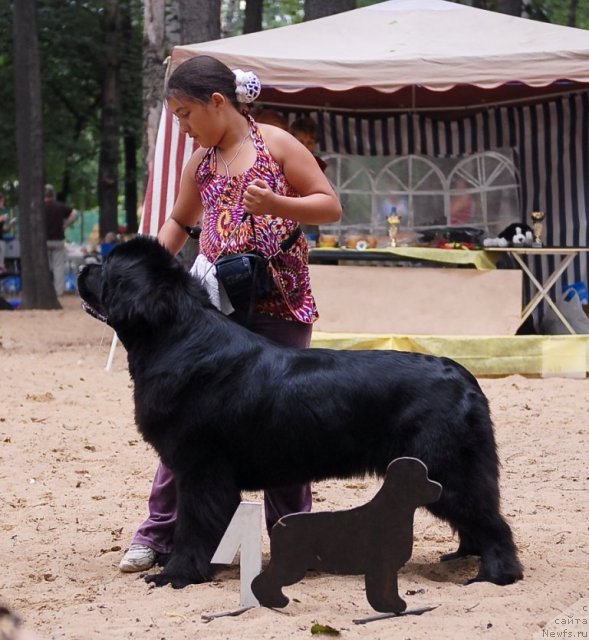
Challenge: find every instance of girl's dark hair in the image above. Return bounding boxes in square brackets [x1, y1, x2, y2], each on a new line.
[165, 55, 238, 108]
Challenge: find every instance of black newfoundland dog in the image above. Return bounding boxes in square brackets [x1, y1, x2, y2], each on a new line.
[77, 236, 523, 589]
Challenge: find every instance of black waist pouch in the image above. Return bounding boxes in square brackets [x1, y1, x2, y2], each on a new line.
[215, 252, 273, 311]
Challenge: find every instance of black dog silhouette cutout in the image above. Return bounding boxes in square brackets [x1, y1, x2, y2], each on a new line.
[251, 457, 442, 613]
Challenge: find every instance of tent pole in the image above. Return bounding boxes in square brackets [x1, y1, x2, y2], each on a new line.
[105, 332, 118, 372]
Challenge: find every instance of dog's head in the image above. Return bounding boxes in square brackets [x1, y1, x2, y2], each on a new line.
[78, 236, 210, 338]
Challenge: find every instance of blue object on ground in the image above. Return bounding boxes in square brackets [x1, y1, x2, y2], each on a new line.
[562, 281, 589, 304]
[1, 275, 21, 295]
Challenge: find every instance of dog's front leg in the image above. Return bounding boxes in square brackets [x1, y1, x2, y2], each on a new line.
[145, 466, 241, 589]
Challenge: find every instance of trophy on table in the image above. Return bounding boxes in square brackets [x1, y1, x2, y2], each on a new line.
[531, 211, 545, 247]
[387, 212, 402, 247]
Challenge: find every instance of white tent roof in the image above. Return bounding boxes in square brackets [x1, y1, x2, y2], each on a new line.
[172, 0, 589, 107]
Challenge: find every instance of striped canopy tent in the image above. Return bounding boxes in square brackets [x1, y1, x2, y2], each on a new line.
[142, 0, 589, 308]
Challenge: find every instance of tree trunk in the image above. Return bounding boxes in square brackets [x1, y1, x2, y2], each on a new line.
[98, 0, 121, 239]
[179, 0, 221, 43]
[13, 0, 59, 309]
[121, 1, 140, 234]
[304, 0, 355, 21]
[142, 0, 221, 235]
[60, 114, 85, 202]
[244, 0, 263, 33]
[124, 133, 138, 234]
[143, 0, 167, 187]
[568, 0, 578, 26]
[497, 0, 522, 16]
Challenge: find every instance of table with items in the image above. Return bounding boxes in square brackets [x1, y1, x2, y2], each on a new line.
[484, 246, 589, 335]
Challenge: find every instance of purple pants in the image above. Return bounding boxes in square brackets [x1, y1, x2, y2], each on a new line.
[132, 310, 313, 554]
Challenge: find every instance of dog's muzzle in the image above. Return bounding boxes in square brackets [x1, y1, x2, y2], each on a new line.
[80, 300, 108, 323]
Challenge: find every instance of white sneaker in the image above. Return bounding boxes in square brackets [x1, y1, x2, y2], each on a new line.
[119, 544, 157, 573]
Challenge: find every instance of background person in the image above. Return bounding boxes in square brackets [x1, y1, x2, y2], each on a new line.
[289, 116, 326, 172]
[0, 192, 11, 272]
[44, 185, 78, 296]
[119, 55, 342, 573]
[449, 177, 475, 225]
[288, 116, 326, 241]
[250, 106, 288, 130]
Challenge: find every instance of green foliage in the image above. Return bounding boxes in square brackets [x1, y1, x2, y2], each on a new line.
[310, 623, 341, 636]
[0, 0, 143, 213]
[222, 0, 386, 36]
[456, 0, 589, 27]
[120, 0, 144, 140]
[357, 0, 386, 6]
[3, 0, 585, 215]
[37, 0, 103, 201]
[223, 0, 304, 35]
[533, 0, 589, 28]
[264, 0, 304, 27]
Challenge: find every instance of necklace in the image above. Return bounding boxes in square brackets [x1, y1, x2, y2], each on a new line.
[216, 131, 251, 177]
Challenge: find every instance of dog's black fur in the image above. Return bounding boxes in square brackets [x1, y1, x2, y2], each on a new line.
[78, 236, 523, 589]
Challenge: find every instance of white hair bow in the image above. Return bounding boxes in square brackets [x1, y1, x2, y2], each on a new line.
[233, 69, 262, 104]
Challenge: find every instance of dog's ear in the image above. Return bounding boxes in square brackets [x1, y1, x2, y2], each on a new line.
[105, 270, 178, 330]
[102, 237, 191, 331]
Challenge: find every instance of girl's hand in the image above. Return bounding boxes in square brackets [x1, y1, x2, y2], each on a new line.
[244, 178, 275, 216]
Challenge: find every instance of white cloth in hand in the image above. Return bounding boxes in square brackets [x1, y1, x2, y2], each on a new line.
[189, 254, 235, 315]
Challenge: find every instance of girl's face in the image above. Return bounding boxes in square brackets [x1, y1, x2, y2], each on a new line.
[168, 94, 224, 148]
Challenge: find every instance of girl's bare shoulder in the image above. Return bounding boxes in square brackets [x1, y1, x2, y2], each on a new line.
[257, 123, 302, 159]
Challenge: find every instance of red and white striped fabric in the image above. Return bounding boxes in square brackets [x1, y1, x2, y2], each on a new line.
[141, 108, 197, 237]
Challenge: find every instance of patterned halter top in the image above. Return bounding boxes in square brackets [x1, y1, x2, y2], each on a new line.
[195, 115, 318, 324]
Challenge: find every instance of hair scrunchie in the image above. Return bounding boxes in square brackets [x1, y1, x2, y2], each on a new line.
[233, 69, 261, 104]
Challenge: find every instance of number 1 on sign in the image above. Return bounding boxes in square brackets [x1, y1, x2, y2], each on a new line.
[211, 501, 262, 608]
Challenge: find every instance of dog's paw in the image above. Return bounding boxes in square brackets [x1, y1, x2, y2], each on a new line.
[466, 567, 523, 586]
[441, 549, 471, 562]
[145, 571, 198, 589]
[155, 552, 171, 567]
[440, 545, 480, 562]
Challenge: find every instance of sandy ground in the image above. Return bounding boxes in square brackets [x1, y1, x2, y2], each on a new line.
[0, 294, 588, 639]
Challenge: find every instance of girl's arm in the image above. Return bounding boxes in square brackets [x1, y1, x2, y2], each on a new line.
[157, 150, 205, 255]
[244, 126, 342, 225]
